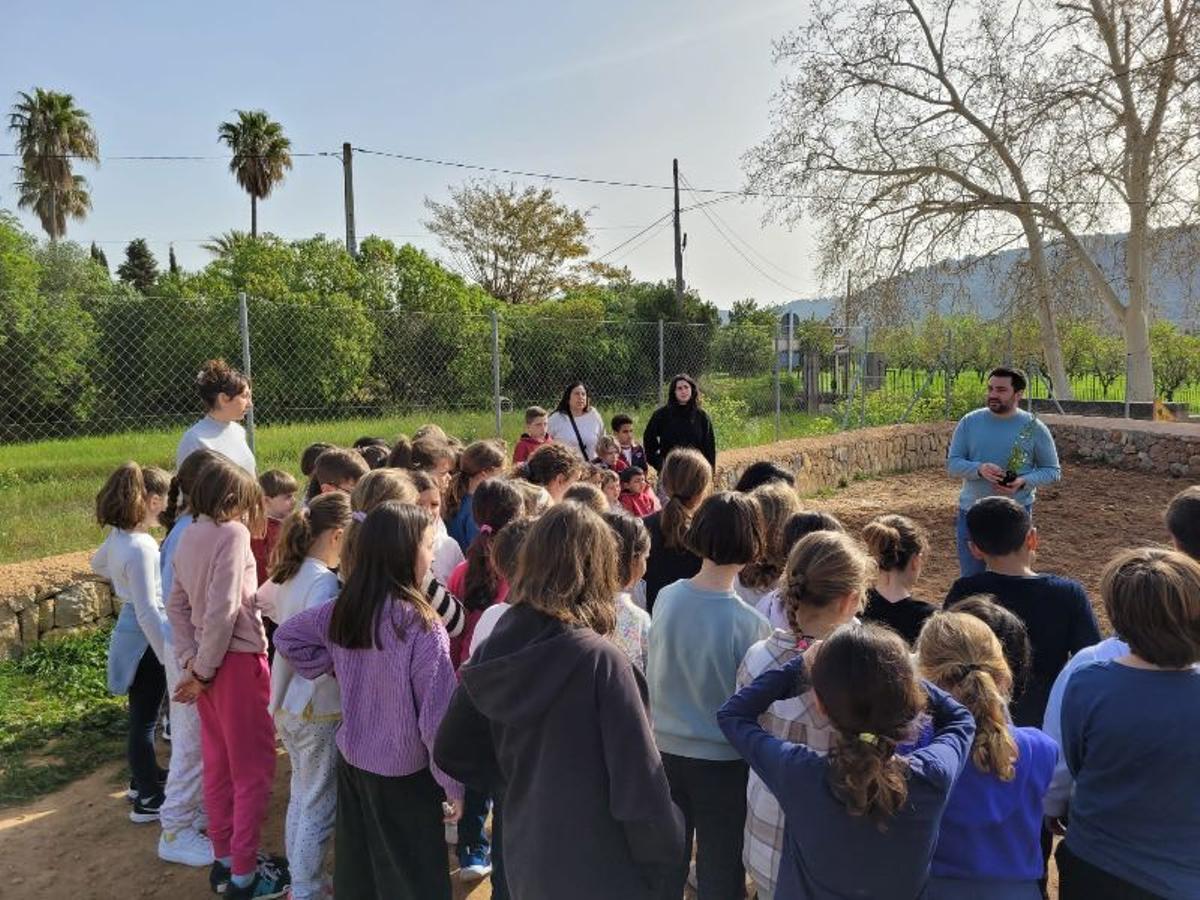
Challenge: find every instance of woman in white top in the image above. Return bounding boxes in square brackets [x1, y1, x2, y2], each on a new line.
[546, 381, 605, 462]
[176, 358, 256, 475]
[260, 492, 350, 900]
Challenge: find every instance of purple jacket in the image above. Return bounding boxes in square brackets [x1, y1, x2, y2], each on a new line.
[274, 597, 463, 802]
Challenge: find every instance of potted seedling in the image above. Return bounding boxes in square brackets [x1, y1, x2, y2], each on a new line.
[1000, 417, 1037, 486]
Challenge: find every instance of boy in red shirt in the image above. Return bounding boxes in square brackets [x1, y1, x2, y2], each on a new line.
[592, 435, 629, 472]
[513, 406, 552, 464]
[618, 466, 661, 517]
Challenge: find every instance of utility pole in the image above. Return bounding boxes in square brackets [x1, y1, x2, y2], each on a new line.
[673, 158, 684, 304]
[342, 142, 357, 257]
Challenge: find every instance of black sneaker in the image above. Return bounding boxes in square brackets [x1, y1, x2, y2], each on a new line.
[127, 770, 168, 803]
[209, 860, 230, 895]
[225, 857, 291, 899]
[129, 791, 164, 823]
[210, 854, 289, 896]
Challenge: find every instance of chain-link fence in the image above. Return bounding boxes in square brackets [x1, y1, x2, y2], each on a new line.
[0, 293, 1189, 446]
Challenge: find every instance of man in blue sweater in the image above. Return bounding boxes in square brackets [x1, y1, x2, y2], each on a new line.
[946, 367, 1060, 576]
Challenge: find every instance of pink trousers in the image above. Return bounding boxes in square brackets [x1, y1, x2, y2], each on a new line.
[197, 651, 276, 876]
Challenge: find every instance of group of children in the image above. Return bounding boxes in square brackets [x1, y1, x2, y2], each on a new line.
[93, 399, 1200, 900]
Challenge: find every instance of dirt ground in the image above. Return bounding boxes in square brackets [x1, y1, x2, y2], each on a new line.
[0, 462, 1186, 899]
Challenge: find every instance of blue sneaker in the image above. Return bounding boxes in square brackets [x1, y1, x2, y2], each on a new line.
[459, 846, 492, 882]
[210, 854, 288, 895]
[224, 855, 290, 899]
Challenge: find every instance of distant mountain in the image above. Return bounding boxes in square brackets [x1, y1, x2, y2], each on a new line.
[725, 229, 1200, 325]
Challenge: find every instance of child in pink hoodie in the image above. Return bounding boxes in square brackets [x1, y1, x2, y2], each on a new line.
[167, 456, 288, 899]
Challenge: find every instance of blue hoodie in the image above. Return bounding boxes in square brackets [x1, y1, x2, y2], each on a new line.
[931, 725, 1058, 882]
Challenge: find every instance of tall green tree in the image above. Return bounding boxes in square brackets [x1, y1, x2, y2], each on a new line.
[89, 240, 109, 273]
[116, 238, 159, 293]
[168, 243, 179, 275]
[8, 88, 100, 240]
[424, 181, 592, 304]
[216, 110, 292, 238]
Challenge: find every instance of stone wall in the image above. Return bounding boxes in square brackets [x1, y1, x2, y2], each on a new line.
[1042, 414, 1200, 478]
[0, 553, 115, 660]
[716, 422, 955, 494]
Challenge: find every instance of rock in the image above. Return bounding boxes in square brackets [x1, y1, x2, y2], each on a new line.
[54, 581, 107, 629]
[17, 606, 36, 643]
[0, 604, 20, 660]
[37, 597, 54, 634]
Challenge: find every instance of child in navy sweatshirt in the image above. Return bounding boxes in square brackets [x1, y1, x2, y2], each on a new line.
[718, 623, 975, 900]
[917, 612, 1057, 899]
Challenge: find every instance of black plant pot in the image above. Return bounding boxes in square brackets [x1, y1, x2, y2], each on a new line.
[1000, 469, 1019, 486]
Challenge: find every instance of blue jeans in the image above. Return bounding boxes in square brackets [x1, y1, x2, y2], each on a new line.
[956, 504, 1033, 578]
[457, 787, 491, 861]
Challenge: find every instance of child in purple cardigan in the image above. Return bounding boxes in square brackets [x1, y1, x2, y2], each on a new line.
[275, 500, 463, 900]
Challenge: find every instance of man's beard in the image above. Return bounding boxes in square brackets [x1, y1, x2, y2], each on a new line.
[987, 398, 1013, 413]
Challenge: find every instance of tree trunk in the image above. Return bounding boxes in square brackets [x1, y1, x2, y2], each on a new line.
[1020, 217, 1074, 399]
[1122, 303, 1155, 402]
[1123, 155, 1156, 402]
[251, 194, 258, 239]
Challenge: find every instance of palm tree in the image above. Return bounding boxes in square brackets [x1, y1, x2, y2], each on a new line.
[8, 88, 100, 240]
[201, 229, 251, 257]
[217, 110, 292, 238]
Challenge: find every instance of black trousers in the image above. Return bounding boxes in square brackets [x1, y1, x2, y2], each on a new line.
[1056, 842, 1164, 900]
[659, 753, 748, 900]
[334, 753, 451, 900]
[127, 646, 166, 797]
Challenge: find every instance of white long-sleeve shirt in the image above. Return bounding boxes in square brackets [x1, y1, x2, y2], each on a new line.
[93, 529, 168, 694]
[176, 415, 256, 475]
[268, 557, 342, 720]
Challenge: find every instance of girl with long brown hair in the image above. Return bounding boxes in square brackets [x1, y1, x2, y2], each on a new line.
[275, 501, 463, 900]
[165, 457, 289, 898]
[434, 503, 683, 900]
[918, 612, 1057, 899]
[444, 440, 506, 551]
[719, 623, 975, 900]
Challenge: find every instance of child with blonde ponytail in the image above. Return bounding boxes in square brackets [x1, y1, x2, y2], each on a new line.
[263, 492, 352, 900]
[917, 612, 1057, 899]
[719, 623, 975, 899]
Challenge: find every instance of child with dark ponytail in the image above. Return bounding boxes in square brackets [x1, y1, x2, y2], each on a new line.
[266, 492, 352, 900]
[917, 612, 1056, 898]
[444, 478, 523, 886]
[719, 623, 975, 899]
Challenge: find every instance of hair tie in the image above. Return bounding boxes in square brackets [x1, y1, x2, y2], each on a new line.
[351, 511, 366, 523]
[479, 524, 494, 535]
[962, 663, 982, 674]
[858, 732, 878, 745]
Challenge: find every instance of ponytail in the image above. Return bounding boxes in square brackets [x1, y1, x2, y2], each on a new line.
[811, 624, 925, 828]
[658, 448, 712, 552]
[444, 440, 505, 524]
[862, 514, 928, 573]
[462, 479, 523, 612]
[916, 611, 1018, 781]
[270, 491, 353, 584]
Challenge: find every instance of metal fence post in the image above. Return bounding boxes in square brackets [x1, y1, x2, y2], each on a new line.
[658, 319, 665, 404]
[774, 317, 782, 443]
[491, 310, 502, 438]
[786, 314, 794, 376]
[237, 291, 256, 453]
[860, 325, 869, 427]
[944, 330, 953, 418]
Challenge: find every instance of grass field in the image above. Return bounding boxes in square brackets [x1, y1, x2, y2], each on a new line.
[0, 407, 835, 564]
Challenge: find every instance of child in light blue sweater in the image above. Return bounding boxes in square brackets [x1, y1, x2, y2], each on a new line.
[648, 491, 771, 899]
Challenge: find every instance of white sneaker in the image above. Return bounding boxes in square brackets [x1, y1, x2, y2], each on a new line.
[158, 827, 215, 867]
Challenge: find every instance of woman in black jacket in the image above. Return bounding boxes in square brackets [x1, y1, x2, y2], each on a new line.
[433, 503, 683, 900]
[643, 373, 716, 473]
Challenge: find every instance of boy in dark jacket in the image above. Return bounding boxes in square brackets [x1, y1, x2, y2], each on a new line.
[513, 406, 552, 465]
[944, 496, 1101, 727]
[612, 413, 648, 471]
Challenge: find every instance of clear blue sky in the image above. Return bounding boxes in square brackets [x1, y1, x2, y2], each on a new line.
[3, 0, 822, 307]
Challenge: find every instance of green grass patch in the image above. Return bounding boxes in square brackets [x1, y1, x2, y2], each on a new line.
[0, 407, 836, 563]
[0, 624, 128, 807]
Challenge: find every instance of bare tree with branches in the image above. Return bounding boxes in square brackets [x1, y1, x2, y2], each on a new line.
[748, 0, 1199, 400]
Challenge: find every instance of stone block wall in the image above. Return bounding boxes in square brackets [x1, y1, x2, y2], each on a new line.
[0, 553, 116, 660]
[1042, 415, 1200, 478]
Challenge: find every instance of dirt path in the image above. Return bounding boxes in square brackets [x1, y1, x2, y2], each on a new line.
[0, 462, 1182, 899]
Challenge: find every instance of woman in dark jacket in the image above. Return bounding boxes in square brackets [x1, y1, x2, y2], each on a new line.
[643, 373, 716, 473]
[433, 503, 683, 900]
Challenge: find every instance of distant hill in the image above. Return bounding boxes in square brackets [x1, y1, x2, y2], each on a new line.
[725, 228, 1200, 325]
